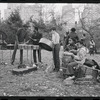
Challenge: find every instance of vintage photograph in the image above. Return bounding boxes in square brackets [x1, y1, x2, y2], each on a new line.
[0, 3, 100, 96]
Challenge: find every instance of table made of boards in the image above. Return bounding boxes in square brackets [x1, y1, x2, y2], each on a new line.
[18, 44, 39, 64]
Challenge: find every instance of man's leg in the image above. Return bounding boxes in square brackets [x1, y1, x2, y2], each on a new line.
[33, 50, 37, 64]
[54, 44, 60, 71]
[20, 49, 23, 64]
[38, 47, 41, 62]
[66, 61, 78, 76]
[11, 42, 18, 65]
[62, 55, 74, 77]
[76, 65, 87, 78]
[52, 46, 56, 70]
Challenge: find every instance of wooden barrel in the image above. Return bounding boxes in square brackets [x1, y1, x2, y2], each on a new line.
[39, 38, 53, 51]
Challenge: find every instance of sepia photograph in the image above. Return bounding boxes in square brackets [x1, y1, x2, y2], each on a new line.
[0, 3, 100, 96]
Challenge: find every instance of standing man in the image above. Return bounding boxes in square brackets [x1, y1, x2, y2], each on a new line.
[68, 28, 79, 44]
[11, 24, 28, 65]
[32, 27, 42, 65]
[27, 22, 42, 65]
[50, 27, 60, 72]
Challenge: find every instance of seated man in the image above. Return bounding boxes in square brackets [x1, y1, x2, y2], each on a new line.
[62, 38, 77, 76]
[89, 38, 95, 55]
[64, 37, 77, 52]
[63, 40, 89, 80]
[68, 28, 79, 44]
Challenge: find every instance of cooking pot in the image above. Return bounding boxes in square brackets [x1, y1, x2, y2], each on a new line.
[39, 38, 53, 51]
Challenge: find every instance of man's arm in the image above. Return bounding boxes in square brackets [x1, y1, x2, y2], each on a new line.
[16, 28, 22, 43]
[63, 51, 74, 56]
[57, 34, 60, 44]
[70, 49, 77, 55]
[74, 55, 82, 61]
[63, 49, 84, 61]
[51, 34, 54, 43]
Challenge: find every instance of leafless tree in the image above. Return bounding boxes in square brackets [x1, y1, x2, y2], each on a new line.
[77, 4, 100, 39]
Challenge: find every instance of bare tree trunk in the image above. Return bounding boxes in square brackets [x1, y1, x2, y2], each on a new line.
[78, 9, 94, 39]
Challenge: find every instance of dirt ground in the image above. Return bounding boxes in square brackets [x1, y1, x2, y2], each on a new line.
[0, 47, 100, 96]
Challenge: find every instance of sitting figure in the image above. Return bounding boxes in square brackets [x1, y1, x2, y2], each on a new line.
[68, 28, 79, 44]
[62, 38, 77, 78]
[62, 40, 89, 80]
[64, 37, 77, 52]
[89, 38, 95, 55]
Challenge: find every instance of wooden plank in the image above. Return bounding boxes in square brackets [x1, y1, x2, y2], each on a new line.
[61, 65, 100, 72]
[18, 44, 39, 50]
[12, 66, 37, 75]
[83, 65, 100, 72]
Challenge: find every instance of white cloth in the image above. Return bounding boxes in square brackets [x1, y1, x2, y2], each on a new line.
[52, 32, 60, 45]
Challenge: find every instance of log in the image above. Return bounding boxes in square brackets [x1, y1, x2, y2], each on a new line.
[61, 65, 100, 72]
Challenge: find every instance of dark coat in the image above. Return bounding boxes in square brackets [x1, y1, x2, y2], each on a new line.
[68, 32, 79, 43]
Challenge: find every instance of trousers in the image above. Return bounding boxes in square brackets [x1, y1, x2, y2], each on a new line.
[33, 46, 41, 64]
[11, 42, 23, 64]
[53, 44, 60, 71]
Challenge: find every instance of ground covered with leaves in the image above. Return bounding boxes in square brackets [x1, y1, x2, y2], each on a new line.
[0, 48, 100, 96]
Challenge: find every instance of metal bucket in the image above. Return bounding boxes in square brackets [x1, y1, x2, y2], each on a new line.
[39, 38, 53, 51]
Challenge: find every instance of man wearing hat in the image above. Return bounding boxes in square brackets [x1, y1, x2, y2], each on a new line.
[11, 24, 28, 65]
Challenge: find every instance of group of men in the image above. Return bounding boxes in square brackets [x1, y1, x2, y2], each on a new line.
[10, 22, 60, 72]
[11, 22, 42, 65]
[62, 28, 89, 80]
[62, 28, 100, 83]
[10, 22, 98, 82]
[49, 27, 89, 81]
